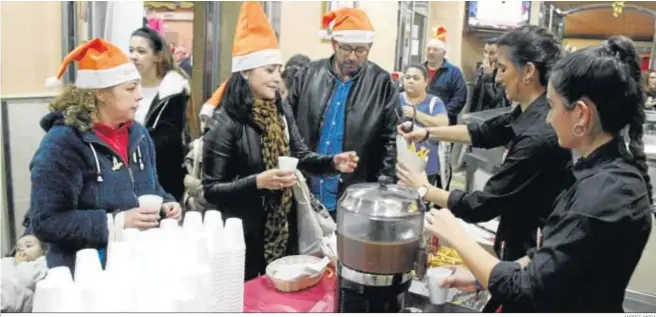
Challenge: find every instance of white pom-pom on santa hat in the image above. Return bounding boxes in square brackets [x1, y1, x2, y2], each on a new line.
[45, 76, 63, 90]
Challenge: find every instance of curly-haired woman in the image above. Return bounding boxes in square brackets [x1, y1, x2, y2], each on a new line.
[30, 38, 181, 273]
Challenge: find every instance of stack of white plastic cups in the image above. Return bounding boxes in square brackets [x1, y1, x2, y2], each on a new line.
[208, 217, 246, 312]
[105, 240, 133, 311]
[74, 249, 115, 312]
[33, 266, 82, 312]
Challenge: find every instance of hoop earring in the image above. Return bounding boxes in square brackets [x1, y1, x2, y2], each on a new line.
[573, 124, 586, 137]
[523, 77, 530, 84]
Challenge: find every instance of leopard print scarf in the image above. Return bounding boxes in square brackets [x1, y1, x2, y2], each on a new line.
[251, 99, 293, 263]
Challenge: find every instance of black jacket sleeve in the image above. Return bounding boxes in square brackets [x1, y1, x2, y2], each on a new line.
[149, 94, 188, 152]
[202, 111, 259, 204]
[467, 110, 515, 149]
[378, 76, 402, 180]
[287, 65, 308, 118]
[470, 69, 485, 113]
[447, 135, 545, 223]
[488, 209, 612, 311]
[281, 102, 336, 175]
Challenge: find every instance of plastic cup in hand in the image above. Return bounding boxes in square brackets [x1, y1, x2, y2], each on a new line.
[426, 267, 452, 305]
[46, 266, 74, 285]
[138, 195, 163, 212]
[278, 156, 299, 172]
[183, 211, 203, 233]
[74, 249, 103, 284]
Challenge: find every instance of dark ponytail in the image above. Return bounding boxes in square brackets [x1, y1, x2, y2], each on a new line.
[628, 109, 652, 203]
[550, 35, 653, 203]
[606, 36, 653, 204]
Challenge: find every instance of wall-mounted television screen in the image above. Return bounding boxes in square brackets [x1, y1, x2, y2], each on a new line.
[467, 1, 531, 30]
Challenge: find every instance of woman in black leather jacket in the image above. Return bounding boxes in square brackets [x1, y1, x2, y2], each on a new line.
[203, 71, 358, 280]
[201, 4, 358, 279]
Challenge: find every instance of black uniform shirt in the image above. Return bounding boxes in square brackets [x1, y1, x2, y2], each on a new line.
[489, 138, 653, 312]
[447, 93, 573, 261]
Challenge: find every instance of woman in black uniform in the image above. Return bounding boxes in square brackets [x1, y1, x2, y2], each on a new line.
[427, 36, 654, 312]
[398, 25, 573, 263]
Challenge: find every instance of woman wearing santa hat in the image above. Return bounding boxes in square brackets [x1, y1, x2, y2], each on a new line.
[31, 38, 182, 273]
[202, 1, 359, 280]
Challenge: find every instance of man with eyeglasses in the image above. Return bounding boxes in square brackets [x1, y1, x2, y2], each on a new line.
[288, 7, 401, 219]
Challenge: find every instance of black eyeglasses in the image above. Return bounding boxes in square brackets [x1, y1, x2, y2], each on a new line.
[338, 45, 369, 57]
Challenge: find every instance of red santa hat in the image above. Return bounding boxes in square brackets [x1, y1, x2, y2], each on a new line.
[427, 26, 448, 51]
[45, 38, 140, 89]
[231, 1, 283, 72]
[318, 8, 375, 44]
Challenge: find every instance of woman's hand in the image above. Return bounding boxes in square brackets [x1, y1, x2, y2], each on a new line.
[256, 169, 297, 190]
[402, 106, 415, 118]
[123, 207, 160, 230]
[162, 202, 182, 221]
[425, 208, 468, 246]
[396, 162, 429, 190]
[439, 265, 479, 293]
[397, 122, 428, 142]
[333, 151, 359, 173]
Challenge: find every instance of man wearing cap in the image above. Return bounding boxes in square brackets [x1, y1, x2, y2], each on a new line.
[288, 8, 401, 218]
[425, 26, 467, 126]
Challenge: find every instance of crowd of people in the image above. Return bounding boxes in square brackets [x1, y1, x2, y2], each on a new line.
[3, 1, 654, 313]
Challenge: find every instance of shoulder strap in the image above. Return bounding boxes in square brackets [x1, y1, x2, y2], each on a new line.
[429, 96, 438, 114]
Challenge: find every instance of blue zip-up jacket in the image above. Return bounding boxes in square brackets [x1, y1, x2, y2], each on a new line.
[424, 60, 468, 125]
[29, 111, 174, 273]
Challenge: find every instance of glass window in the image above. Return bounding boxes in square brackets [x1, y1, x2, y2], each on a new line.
[395, 1, 428, 71]
[262, 1, 282, 37]
[87, 1, 109, 40]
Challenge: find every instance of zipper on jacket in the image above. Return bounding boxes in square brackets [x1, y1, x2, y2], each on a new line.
[90, 135, 145, 201]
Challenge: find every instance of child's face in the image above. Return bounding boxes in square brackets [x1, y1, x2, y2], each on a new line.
[15, 235, 44, 263]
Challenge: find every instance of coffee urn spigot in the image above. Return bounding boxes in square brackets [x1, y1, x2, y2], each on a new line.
[414, 236, 429, 280]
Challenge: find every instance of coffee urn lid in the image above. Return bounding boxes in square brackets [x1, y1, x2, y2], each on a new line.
[339, 176, 422, 218]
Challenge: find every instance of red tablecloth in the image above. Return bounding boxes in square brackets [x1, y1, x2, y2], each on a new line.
[243, 270, 337, 313]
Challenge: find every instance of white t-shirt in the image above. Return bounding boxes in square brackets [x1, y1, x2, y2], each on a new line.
[135, 86, 160, 124]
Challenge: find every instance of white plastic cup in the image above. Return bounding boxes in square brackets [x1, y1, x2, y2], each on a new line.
[33, 279, 57, 312]
[33, 279, 83, 312]
[426, 267, 452, 305]
[138, 195, 163, 212]
[45, 266, 74, 285]
[106, 242, 131, 274]
[160, 218, 180, 230]
[278, 156, 299, 172]
[183, 211, 203, 233]
[74, 249, 103, 284]
[204, 210, 223, 228]
[121, 228, 140, 242]
[107, 213, 115, 241]
[224, 217, 245, 250]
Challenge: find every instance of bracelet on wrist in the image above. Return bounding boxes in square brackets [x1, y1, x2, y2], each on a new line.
[420, 129, 430, 142]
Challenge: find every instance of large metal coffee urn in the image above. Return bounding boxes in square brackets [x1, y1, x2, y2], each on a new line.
[335, 177, 427, 313]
